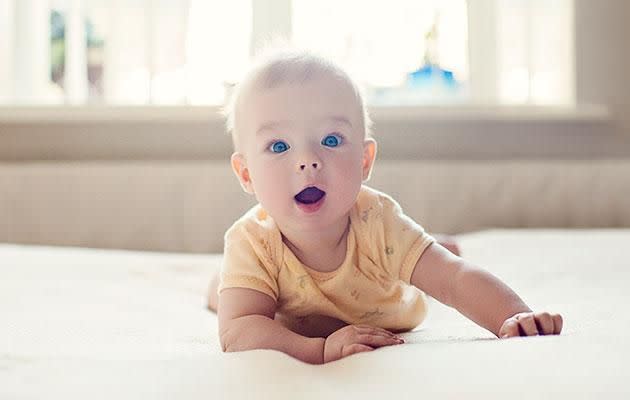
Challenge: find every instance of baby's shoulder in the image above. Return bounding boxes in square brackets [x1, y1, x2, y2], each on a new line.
[224, 204, 282, 255]
[353, 185, 419, 243]
[354, 185, 402, 221]
[226, 204, 278, 238]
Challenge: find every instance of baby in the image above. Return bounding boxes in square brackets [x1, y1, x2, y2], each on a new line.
[208, 49, 563, 364]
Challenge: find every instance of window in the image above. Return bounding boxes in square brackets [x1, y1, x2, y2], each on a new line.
[0, 0, 573, 107]
[292, 0, 469, 105]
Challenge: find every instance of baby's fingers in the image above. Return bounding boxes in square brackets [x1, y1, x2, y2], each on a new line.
[517, 314, 540, 336]
[357, 334, 404, 348]
[552, 313, 563, 334]
[531, 312, 563, 335]
[341, 344, 374, 358]
[499, 318, 520, 338]
[355, 325, 397, 338]
[534, 312, 555, 335]
[500, 312, 564, 338]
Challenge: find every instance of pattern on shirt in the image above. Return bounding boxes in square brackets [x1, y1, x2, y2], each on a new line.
[297, 274, 310, 289]
[359, 307, 385, 320]
[361, 206, 373, 223]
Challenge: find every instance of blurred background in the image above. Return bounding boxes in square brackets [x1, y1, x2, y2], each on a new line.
[1, 0, 575, 106]
[0, 0, 629, 253]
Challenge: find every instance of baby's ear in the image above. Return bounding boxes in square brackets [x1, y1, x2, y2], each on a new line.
[230, 152, 255, 194]
[361, 138, 377, 181]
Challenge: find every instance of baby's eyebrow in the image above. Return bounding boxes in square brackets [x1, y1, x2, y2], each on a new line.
[256, 121, 289, 136]
[325, 116, 353, 128]
[255, 116, 353, 136]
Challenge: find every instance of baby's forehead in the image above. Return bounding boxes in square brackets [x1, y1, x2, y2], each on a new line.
[227, 53, 370, 150]
[240, 76, 362, 129]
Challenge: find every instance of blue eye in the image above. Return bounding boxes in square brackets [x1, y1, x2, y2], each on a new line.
[322, 134, 342, 147]
[269, 140, 289, 153]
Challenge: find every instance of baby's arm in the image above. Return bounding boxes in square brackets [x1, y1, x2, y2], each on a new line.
[219, 287, 324, 363]
[410, 243, 563, 337]
[219, 288, 402, 364]
[432, 233, 461, 256]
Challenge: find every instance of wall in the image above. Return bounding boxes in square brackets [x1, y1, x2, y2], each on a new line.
[576, 0, 630, 140]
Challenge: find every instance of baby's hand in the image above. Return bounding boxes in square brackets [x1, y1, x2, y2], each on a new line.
[499, 311, 563, 338]
[323, 325, 404, 363]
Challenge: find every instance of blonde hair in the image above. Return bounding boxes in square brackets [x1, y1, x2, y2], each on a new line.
[222, 47, 373, 152]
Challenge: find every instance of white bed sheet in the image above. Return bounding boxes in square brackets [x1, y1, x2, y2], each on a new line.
[2, 229, 629, 399]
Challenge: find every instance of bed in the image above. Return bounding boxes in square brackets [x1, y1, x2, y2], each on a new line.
[2, 228, 629, 399]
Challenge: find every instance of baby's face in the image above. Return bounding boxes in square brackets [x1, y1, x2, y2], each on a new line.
[233, 74, 375, 233]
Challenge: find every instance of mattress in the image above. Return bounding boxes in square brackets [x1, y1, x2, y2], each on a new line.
[2, 229, 629, 399]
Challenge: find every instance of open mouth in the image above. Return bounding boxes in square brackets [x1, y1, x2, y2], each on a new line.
[294, 186, 326, 213]
[294, 186, 326, 204]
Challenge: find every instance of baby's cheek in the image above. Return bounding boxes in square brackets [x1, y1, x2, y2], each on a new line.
[338, 158, 363, 185]
[332, 158, 363, 203]
[251, 164, 289, 207]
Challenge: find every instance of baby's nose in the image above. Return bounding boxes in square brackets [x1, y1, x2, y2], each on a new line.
[298, 162, 319, 171]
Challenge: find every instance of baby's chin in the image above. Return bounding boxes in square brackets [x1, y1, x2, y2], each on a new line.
[293, 199, 354, 228]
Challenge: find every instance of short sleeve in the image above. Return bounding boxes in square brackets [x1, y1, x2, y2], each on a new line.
[377, 193, 436, 284]
[218, 223, 280, 302]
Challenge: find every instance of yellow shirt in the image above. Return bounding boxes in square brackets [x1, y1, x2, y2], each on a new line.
[218, 185, 436, 332]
